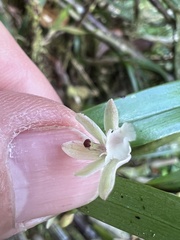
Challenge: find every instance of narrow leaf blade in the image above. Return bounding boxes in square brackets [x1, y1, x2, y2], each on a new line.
[80, 177, 180, 240]
[84, 81, 180, 148]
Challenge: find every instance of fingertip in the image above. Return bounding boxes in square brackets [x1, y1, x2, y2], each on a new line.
[0, 91, 99, 237]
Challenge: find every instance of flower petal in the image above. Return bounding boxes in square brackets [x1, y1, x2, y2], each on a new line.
[104, 99, 119, 133]
[98, 157, 131, 200]
[62, 141, 100, 160]
[98, 159, 119, 200]
[76, 113, 106, 144]
[106, 129, 131, 163]
[121, 122, 136, 141]
[75, 158, 105, 177]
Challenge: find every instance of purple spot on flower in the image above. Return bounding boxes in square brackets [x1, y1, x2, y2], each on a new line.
[83, 139, 91, 148]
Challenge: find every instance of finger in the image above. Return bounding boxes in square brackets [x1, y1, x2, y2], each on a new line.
[0, 91, 99, 238]
[0, 22, 60, 102]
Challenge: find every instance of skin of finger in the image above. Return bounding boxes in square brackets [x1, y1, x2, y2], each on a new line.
[0, 91, 99, 238]
[0, 22, 60, 102]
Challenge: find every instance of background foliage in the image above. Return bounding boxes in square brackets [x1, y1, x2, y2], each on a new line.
[1, 0, 180, 239]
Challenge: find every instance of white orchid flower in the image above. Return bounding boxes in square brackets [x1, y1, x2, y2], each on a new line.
[62, 99, 136, 200]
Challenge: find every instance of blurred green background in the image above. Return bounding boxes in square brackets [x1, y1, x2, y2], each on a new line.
[2, 0, 180, 111]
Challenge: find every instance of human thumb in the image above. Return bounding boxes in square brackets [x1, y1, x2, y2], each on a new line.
[0, 91, 99, 239]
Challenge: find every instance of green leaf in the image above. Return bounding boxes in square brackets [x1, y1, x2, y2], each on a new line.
[80, 81, 180, 238]
[51, 7, 70, 30]
[51, 7, 87, 35]
[84, 81, 180, 150]
[147, 170, 180, 192]
[80, 177, 180, 240]
[56, 26, 87, 35]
